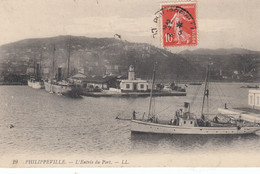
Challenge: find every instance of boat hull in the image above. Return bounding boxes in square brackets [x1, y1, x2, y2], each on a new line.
[131, 120, 260, 135]
[44, 81, 72, 94]
[44, 81, 52, 92]
[27, 80, 33, 87]
[32, 81, 44, 89]
[28, 80, 44, 89]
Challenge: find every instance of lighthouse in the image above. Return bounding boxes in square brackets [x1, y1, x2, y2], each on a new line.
[128, 65, 135, 80]
[120, 64, 148, 92]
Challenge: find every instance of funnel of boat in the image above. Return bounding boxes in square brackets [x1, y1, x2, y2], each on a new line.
[184, 102, 190, 113]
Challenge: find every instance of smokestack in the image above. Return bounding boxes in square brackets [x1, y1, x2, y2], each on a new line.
[36, 63, 40, 78]
[57, 67, 62, 81]
[184, 102, 190, 113]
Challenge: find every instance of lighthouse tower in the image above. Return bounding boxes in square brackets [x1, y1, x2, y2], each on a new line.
[128, 65, 135, 80]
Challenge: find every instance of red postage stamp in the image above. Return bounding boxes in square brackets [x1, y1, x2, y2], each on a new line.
[160, 3, 197, 47]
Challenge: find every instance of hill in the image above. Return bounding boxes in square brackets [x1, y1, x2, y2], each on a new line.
[180, 48, 260, 82]
[0, 36, 204, 81]
[180, 48, 260, 55]
[0, 36, 259, 82]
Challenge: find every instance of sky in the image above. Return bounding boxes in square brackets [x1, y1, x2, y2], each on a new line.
[0, 0, 260, 52]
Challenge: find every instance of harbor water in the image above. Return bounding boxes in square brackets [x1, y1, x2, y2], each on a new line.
[0, 83, 260, 157]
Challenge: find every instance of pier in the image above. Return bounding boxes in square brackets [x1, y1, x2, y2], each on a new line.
[218, 89, 260, 123]
[82, 90, 186, 97]
[218, 108, 260, 123]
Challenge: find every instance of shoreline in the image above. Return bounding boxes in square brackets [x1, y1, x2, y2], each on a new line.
[82, 91, 186, 97]
[0, 82, 27, 85]
[0, 81, 259, 86]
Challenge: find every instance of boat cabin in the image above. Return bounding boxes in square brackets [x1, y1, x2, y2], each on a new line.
[175, 111, 197, 127]
[177, 117, 196, 127]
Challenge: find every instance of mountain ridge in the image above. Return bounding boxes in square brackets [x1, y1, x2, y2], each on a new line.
[0, 35, 259, 82]
[0, 36, 203, 80]
[180, 48, 260, 55]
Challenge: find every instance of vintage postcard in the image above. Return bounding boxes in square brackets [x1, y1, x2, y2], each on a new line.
[0, 0, 260, 168]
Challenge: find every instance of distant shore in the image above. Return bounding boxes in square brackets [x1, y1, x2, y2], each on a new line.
[0, 81, 259, 86]
[0, 82, 27, 85]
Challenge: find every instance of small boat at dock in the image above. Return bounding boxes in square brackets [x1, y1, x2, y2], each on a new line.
[28, 77, 44, 89]
[188, 82, 202, 85]
[240, 85, 259, 89]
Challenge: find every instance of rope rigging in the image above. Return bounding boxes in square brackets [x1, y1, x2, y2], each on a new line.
[213, 82, 225, 106]
[190, 84, 202, 106]
[154, 104, 172, 116]
[216, 83, 234, 108]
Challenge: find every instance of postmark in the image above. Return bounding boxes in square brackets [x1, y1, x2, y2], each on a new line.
[152, 2, 197, 47]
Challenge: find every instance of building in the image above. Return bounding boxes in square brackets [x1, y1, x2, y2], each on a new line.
[120, 65, 149, 92]
[105, 64, 119, 75]
[68, 73, 118, 90]
[248, 89, 260, 109]
[68, 73, 88, 88]
[84, 76, 117, 90]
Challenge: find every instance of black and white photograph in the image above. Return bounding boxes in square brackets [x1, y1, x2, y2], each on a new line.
[0, 0, 260, 167]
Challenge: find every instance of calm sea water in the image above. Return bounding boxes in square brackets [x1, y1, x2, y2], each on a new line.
[0, 83, 260, 157]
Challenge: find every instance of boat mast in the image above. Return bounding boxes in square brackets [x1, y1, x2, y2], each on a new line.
[52, 45, 56, 79]
[67, 36, 71, 78]
[39, 50, 42, 79]
[33, 53, 36, 77]
[201, 64, 210, 118]
[148, 63, 156, 118]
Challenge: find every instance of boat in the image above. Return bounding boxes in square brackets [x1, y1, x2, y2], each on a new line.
[27, 79, 33, 87]
[27, 55, 44, 89]
[189, 82, 202, 85]
[170, 82, 186, 92]
[28, 77, 44, 89]
[44, 39, 82, 98]
[130, 64, 260, 135]
[240, 85, 259, 89]
[44, 80, 73, 94]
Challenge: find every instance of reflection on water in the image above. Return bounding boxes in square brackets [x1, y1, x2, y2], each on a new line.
[0, 83, 260, 156]
[130, 132, 259, 154]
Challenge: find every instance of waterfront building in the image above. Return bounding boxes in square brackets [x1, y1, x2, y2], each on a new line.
[68, 73, 117, 90]
[248, 89, 260, 109]
[84, 76, 117, 90]
[120, 65, 149, 92]
[68, 73, 88, 88]
[105, 64, 119, 75]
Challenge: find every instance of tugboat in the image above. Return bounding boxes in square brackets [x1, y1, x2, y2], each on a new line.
[28, 61, 44, 89]
[131, 64, 260, 135]
[44, 38, 81, 98]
